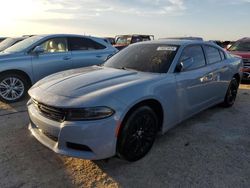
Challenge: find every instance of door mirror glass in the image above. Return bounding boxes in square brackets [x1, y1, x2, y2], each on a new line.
[175, 62, 184, 72]
[33, 46, 45, 54]
[182, 57, 193, 69]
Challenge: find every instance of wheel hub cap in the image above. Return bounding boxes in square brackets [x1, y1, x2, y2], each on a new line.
[0, 77, 24, 101]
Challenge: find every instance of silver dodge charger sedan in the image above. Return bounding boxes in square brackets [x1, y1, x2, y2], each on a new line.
[28, 40, 243, 161]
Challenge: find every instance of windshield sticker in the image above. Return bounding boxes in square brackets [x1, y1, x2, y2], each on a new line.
[157, 46, 177, 51]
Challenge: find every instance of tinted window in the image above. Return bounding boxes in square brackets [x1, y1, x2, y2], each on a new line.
[68, 37, 106, 51]
[40, 38, 68, 53]
[180, 45, 206, 71]
[104, 44, 179, 73]
[205, 45, 221, 64]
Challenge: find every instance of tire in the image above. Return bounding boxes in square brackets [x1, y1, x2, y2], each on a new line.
[117, 106, 158, 162]
[222, 78, 239, 107]
[0, 73, 29, 103]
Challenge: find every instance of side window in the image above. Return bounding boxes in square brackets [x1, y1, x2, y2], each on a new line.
[68, 37, 106, 51]
[204, 45, 222, 64]
[40, 38, 68, 53]
[179, 45, 206, 71]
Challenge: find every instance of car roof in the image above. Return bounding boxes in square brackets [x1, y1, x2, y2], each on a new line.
[136, 39, 208, 46]
[36, 34, 101, 40]
[162, 37, 203, 41]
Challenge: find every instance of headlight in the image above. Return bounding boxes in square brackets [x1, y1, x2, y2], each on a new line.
[66, 106, 115, 121]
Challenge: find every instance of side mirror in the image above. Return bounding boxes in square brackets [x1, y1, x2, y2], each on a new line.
[32, 46, 45, 55]
[175, 62, 184, 72]
[176, 57, 194, 72]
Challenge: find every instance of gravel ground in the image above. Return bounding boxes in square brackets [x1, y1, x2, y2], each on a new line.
[0, 84, 250, 188]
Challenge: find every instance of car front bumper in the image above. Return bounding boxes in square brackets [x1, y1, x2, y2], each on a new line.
[28, 101, 118, 160]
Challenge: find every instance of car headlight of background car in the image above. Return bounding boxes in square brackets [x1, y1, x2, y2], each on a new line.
[66, 106, 115, 121]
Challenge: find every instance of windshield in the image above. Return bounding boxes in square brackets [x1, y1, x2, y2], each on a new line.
[0, 38, 17, 51]
[104, 43, 179, 73]
[228, 41, 250, 52]
[4, 35, 43, 53]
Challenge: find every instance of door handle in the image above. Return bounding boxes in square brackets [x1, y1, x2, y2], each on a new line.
[200, 73, 213, 82]
[96, 55, 103, 58]
[206, 73, 213, 81]
[63, 56, 71, 60]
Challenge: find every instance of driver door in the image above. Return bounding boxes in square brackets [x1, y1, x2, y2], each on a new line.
[31, 37, 72, 82]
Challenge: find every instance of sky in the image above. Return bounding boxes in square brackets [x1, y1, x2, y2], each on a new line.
[0, 0, 250, 40]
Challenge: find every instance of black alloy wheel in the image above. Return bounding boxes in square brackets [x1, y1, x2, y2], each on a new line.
[117, 106, 159, 162]
[222, 78, 239, 107]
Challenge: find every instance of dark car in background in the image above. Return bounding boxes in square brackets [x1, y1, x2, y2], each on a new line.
[0, 37, 7, 43]
[114, 34, 154, 50]
[0, 37, 28, 52]
[227, 37, 250, 80]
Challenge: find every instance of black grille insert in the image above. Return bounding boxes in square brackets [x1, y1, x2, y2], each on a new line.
[33, 99, 66, 122]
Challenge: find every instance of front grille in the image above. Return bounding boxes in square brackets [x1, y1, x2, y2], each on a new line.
[32, 99, 66, 122]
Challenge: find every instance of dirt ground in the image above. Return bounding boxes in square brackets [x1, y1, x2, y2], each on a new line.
[0, 84, 250, 188]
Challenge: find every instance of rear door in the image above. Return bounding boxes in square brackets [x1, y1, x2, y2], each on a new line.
[203, 45, 231, 101]
[68, 37, 108, 69]
[175, 45, 216, 120]
[31, 37, 72, 81]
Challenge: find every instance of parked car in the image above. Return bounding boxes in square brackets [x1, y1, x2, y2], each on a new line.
[104, 37, 115, 45]
[28, 40, 242, 161]
[227, 37, 250, 80]
[0, 37, 7, 43]
[0, 37, 28, 52]
[114, 34, 154, 50]
[0, 34, 118, 103]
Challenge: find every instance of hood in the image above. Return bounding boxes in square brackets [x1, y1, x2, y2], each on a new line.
[30, 66, 157, 99]
[229, 51, 250, 59]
